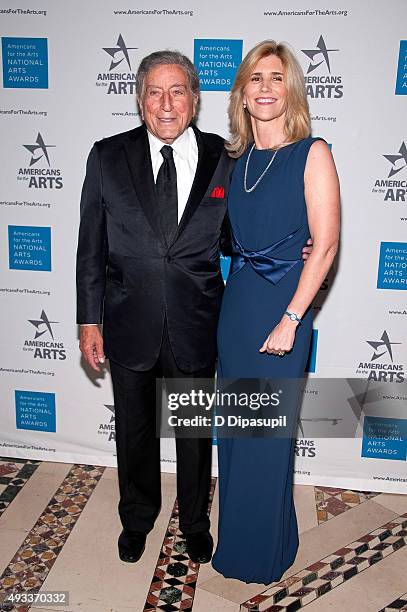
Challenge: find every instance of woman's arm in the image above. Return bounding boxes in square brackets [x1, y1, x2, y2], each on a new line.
[260, 140, 340, 354]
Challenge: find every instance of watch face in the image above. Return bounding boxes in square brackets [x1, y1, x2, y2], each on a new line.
[290, 314, 296, 320]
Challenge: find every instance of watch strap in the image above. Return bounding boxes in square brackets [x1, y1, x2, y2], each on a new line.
[284, 310, 302, 324]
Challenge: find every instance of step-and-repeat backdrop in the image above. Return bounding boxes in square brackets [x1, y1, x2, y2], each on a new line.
[1, 0, 406, 493]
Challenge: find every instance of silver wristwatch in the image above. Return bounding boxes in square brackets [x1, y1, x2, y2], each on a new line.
[284, 310, 302, 325]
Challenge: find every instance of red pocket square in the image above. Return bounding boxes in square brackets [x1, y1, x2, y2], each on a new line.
[210, 186, 225, 199]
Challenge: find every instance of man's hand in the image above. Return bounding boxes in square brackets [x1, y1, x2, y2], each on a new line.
[79, 325, 105, 372]
[302, 237, 313, 261]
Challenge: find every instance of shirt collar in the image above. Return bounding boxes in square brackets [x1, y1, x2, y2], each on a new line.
[147, 126, 195, 161]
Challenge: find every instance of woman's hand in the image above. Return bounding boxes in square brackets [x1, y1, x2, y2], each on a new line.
[259, 316, 298, 355]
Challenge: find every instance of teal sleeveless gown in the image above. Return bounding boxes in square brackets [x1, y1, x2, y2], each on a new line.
[212, 137, 322, 584]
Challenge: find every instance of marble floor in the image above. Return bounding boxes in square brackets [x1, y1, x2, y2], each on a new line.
[0, 456, 406, 612]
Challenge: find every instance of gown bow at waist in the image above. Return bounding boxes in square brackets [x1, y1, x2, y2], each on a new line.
[230, 226, 305, 285]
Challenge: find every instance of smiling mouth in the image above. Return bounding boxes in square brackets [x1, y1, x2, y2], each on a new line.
[158, 118, 176, 122]
[255, 97, 277, 104]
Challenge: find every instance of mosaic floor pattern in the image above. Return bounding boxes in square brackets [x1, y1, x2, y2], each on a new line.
[240, 513, 407, 611]
[143, 477, 217, 612]
[379, 592, 407, 611]
[0, 458, 405, 612]
[314, 486, 379, 524]
[0, 458, 41, 519]
[0, 464, 105, 612]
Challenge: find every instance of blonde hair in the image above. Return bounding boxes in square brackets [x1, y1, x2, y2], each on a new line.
[226, 40, 311, 158]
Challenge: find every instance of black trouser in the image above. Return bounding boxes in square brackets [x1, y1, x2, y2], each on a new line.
[110, 324, 214, 535]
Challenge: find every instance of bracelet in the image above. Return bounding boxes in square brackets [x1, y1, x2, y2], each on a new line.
[284, 310, 302, 325]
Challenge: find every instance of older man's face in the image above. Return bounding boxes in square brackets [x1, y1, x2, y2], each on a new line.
[140, 63, 198, 144]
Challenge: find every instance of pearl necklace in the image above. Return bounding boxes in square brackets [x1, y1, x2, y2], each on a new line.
[243, 143, 279, 193]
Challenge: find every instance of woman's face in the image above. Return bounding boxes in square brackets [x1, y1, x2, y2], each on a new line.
[242, 54, 287, 127]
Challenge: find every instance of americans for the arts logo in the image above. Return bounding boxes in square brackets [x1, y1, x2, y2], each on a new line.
[22, 310, 66, 360]
[301, 35, 343, 99]
[96, 34, 138, 94]
[372, 141, 407, 203]
[17, 132, 63, 189]
[356, 330, 404, 382]
[97, 404, 116, 442]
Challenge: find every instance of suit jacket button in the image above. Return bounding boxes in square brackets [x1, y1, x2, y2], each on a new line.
[166, 255, 172, 263]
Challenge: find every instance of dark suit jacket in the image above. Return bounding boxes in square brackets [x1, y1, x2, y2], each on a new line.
[76, 124, 234, 372]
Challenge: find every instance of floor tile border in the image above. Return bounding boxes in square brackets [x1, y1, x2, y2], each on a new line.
[314, 486, 379, 524]
[0, 458, 41, 520]
[0, 463, 105, 612]
[240, 512, 407, 611]
[379, 592, 407, 611]
[143, 477, 217, 612]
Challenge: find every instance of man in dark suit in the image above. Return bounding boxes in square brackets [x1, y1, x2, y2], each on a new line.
[76, 50, 233, 565]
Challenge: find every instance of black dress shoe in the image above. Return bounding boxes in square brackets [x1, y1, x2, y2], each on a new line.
[185, 531, 213, 564]
[118, 529, 146, 563]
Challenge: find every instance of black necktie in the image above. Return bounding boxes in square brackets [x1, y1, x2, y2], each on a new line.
[155, 145, 178, 245]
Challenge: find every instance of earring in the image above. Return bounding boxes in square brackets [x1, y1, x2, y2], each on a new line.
[243, 102, 247, 109]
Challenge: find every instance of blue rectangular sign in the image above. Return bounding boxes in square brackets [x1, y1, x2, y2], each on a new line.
[362, 416, 406, 461]
[194, 39, 242, 91]
[377, 241, 407, 290]
[15, 390, 56, 432]
[305, 329, 318, 373]
[395, 40, 407, 95]
[2, 37, 48, 89]
[8, 225, 52, 271]
[220, 254, 231, 281]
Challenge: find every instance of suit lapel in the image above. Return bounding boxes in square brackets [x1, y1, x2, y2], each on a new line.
[122, 124, 223, 249]
[123, 126, 166, 245]
[169, 125, 222, 247]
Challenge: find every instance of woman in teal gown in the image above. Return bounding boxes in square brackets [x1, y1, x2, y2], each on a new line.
[212, 40, 340, 584]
